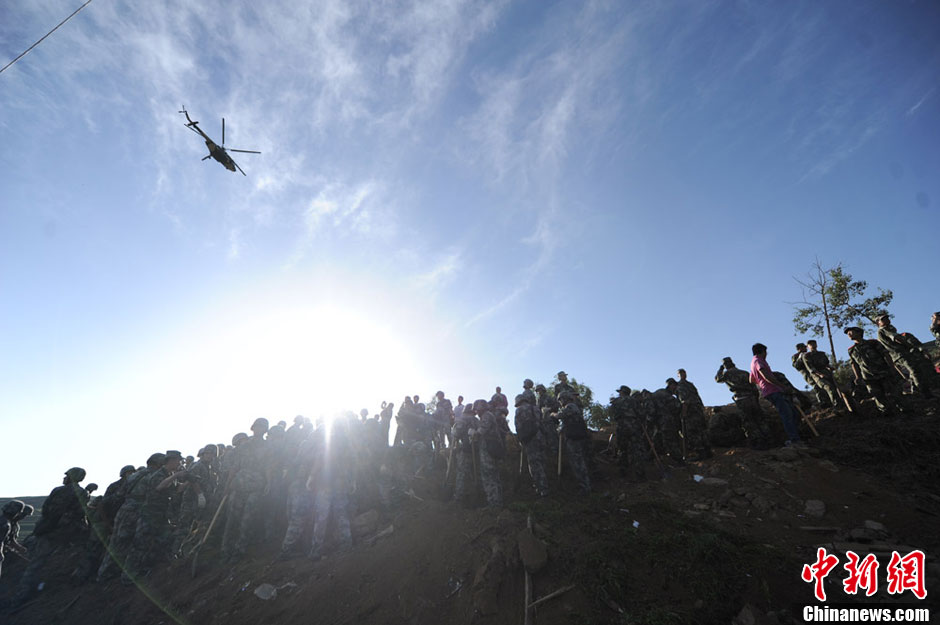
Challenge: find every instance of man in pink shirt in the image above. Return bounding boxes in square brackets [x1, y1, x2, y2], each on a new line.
[749, 343, 804, 447]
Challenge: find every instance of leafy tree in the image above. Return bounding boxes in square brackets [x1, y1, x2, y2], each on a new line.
[539, 374, 612, 430]
[792, 260, 893, 366]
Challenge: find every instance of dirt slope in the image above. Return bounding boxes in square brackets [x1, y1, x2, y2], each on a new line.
[2, 407, 938, 625]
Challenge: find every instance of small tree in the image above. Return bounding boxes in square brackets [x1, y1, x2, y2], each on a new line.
[792, 260, 893, 366]
[541, 374, 609, 429]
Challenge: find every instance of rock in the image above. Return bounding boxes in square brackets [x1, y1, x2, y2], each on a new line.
[693, 503, 711, 511]
[751, 496, 773, 513]
[352, 509, 380, 537]
[734, 487, 749, 495]
[863, 520, 886, 532]
[253, 583, 277, 600]
[516, 529, 548, 574]
[744, 492, 757, 501]
[770, 448, 800, 462]
[729, 496, 750, 509]
[817, 460, 840, 472]
[732, 603, 760, 625]
[718, 490, 733, 504]
[804, 500, 826, 518]
[847, 528, 879, 543]
[701, 477, 729, 487]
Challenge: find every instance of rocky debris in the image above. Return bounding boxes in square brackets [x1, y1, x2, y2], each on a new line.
[732, 603, 770, 625]
[516, 529, 548, 574]
[472, 538, 509, 616]
[863, 519, 886, 532]
[804, 500, 826, 518]
[700, 477, 729, 487]
[352, 509, 380, 537]
[768, 448, 800, 463]
[817, 460, 840, 472]
[253, 583, 277, 600]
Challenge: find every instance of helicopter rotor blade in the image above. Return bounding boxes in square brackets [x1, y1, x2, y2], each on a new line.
[222, 118, 225, 146]
[233, 159, 247, 176]
[228, 149, 261, 154]
[202, 154, 212, 161]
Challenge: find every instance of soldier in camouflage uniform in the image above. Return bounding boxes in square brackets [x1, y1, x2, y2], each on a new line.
[535, 384, 560, 460]
[13, 467, 89, 606]
[633, 389, 660, 455]
[706, 407, 744, 447]
[173, 445, 216, 554]
[123, 451, 184, 582]
[673, 370, 712, 460]
[845, 326, 905, 416]
[610, 385, 648, 480]
[433, 391, 454, 451]
[264, 426, 289, 541]
[654, 381, 685, 461]
[474, 399, 506, 507]
[557, 392, 591, 493]
[1, 500, 27, 582]
[876, 314, 939, 399]
[793, 343, 831, 408]
[773, 370, 812, 413]
[803, 341, 843, 411]
[514, 379, 549, 497]
[553, 371, 576, 401]
[277, 428, 318, 559]
[307, 420, 354, 560]
[715, 357, 773, 449]
[97, 456, 161, 581]
[452, 401, 480, 505]
[931, 312, 940, 347]
[222, 418, 270, 560]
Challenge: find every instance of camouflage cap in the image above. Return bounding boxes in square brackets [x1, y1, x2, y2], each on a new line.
[876, 312, 890, 321]
[64, 467, 86, 483]
[120, 464, 136, 477]
[165, 450, 183, 461]
[556, 370, 567, 377]
[844, 326, 863, 335]
[795, 343, 806, 350]
[616, 385, 631, 394]
[665, 377, 678, 386]
[535, 384, 546, 392]
[251, 417, 269, 432]
[200, 444, 218, 456]
[147, 452, 167, 467]
[2, 500, 25, 518]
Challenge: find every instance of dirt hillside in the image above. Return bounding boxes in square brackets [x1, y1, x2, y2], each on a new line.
[2, 404, 938, 625]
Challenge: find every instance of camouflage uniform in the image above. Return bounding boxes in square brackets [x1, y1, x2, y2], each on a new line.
[803, 350, 842, 408]
[536, 387, 560, 460]
[173, 456, 213, 553]
[715, 364, 773, 449]
[279, 434, 318, 556]
[123, 465, 175, 581]
[653, 388, 684, 460]
[476, 406, 505, 507]
[432, 396, 454, 451]
[452, 406, 480, 504]
[848, 338, 905, 415]
[308, 426, 354, 559]
[1, 500, 26, 581]
[674, 379, 711, 458]
[610, 391, 648, 477]
[773, 370, 812, 413]
[931, 319, 940, 346]
[557, 400, 591, 493]
[222, 434, 269, 558]
[14, 475, 88, 606]
[706, 408, 744, 447]
[97, 467, 152, 580]
[793, 350, 830, 408]
[877, 323, 938, 398]
[514, 389, 549, 496]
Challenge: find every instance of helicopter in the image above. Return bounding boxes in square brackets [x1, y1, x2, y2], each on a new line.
[179, 107, 260, 176]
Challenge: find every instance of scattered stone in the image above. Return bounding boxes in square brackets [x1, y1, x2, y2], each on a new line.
[847, 528, 879, 543]
[701, 477, 729, 487]
[817, 460, 840, 472]
[693, 503, 711, 511]
[718, 490, 733, 504]
[517, 529, 548, 574]
[729, 496, 750, 509]
[770, 447, 800, 462]
[253, 583, 277, 600]
[734, 487, 749, 495]
[804, 500, 826, 518]
[352, 509, 380, 537]
[732, 603, 762, 625]
[863, 520, 886, 532]
[751, 496, 773, 513]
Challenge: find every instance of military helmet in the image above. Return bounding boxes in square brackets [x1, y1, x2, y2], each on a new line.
[2, 499, 25, 518]
[535, 383, 546, 392]
[65, 467, 86, 483]
[165, 450, 183, 461]
[251, 417, 269, 432]
[472, 399, 489, 412]
[232, 432, 249, 445]
[146, 452, 167, 467]
[200, 444, 218, 457]
[120, 464, 136, 477]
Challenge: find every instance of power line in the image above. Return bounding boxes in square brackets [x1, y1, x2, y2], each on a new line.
[0, 0, 95, 76]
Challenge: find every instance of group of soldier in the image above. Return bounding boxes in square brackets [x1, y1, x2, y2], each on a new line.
[4, 312, 938, 608]
[793, 313, 940, 418]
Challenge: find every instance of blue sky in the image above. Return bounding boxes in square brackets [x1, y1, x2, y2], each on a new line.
[1, 0, 938, 496]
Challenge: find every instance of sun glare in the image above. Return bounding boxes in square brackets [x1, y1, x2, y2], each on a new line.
[172, 306, 427, 429]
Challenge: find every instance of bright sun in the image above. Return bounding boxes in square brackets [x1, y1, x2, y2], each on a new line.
[162, 305, 427, 429]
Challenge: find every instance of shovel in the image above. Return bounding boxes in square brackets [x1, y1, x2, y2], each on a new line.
[191, 492, 228, 579]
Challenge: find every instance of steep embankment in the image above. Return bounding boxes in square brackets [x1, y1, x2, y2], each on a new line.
[2, 407, 939, 625]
